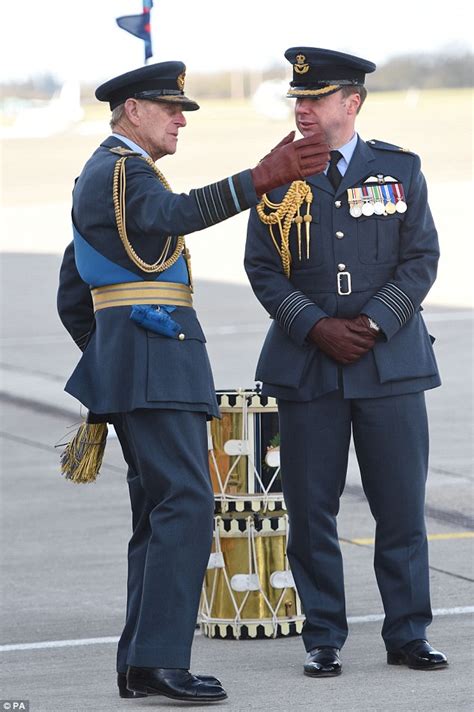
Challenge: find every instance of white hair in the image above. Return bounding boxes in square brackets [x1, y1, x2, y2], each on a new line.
[109, 103, 126, 130]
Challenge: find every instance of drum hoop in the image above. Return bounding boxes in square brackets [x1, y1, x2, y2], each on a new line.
[200, 615, 305, 625]
[215, 389, 278, 412]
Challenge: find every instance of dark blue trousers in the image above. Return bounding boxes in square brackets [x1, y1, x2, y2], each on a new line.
[278, 390, 432, 652]
[111, 409, 214, 671]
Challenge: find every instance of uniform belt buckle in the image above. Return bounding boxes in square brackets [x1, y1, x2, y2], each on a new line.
[337, 271, 352, 296]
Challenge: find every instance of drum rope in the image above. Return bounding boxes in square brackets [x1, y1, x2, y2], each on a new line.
[203, 518, 223, 618]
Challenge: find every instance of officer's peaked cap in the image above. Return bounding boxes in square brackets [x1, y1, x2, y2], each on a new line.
[95, 61, 199, 111]
[285, 47, 376, 99]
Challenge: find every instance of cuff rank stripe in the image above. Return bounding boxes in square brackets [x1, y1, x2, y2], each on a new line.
[193, 173, 248, 227]
[373, 283, 415, 326]
[276, 291, 314, 332]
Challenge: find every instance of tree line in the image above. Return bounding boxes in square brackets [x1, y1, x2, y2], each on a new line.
[1, 51, 472, 101]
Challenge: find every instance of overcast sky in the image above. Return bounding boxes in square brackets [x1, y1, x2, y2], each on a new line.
[1, 0, 471, 83]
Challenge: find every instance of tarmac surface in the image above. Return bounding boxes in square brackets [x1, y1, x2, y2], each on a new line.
[0, 252, 473, 711]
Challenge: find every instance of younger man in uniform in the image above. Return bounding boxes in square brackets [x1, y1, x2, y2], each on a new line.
[245, 47, 447, 677]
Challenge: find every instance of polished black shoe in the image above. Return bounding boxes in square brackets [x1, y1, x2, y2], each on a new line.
[387, 639, 448, 670]
[304, 647, 342, 677]
[126, 666, 228, 702]
[118, 669, 221, 697]
[117, 672, 147, 698]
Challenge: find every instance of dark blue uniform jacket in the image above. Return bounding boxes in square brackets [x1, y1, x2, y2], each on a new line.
[244, 137, 441, 400]
[58, 136, 258, 415]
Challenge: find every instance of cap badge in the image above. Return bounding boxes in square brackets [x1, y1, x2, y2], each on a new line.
[177, 72, 186, 91]
[294, 54, 309, 74]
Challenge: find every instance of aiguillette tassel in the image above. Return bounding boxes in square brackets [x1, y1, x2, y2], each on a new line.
[60, 422, 108, 484]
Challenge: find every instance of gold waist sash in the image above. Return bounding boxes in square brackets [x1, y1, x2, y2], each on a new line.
[91, 281, 193, 312]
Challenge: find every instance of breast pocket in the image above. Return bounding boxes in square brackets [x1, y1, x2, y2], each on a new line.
[357, 213, 402, 265]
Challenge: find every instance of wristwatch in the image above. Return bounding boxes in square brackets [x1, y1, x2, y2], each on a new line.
[367, 317, 381, 333]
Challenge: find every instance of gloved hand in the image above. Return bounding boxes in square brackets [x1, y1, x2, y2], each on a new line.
[347, 314, 382, 340]
[308, 317, 376, 365]
[251, 129, 330, 197]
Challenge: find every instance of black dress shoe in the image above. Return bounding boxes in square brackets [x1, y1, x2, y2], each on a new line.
[117, 672, 147, 698]
[126, 666, 228, 702]
[117, 669, 221, 697]
[387, 639, 448, 670]
[304, 647, 342, 677]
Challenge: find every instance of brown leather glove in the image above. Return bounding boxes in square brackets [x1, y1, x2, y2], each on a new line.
[251, 129, 330, 197]
[308, 317, 376, 365]
[347, 314, 382, 340]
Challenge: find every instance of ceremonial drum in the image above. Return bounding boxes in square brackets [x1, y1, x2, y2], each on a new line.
[208, 390, 283, 512]
[200, 390, 305, 639]
[200, 511, 305, 639]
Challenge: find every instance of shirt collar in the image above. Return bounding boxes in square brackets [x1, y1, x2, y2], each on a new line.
[111, 133, 151, 159]
[336, 132, 358, 167]
[324, 132, 358, 176]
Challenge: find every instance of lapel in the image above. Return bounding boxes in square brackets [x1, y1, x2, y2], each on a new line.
[305, 168, 333, 196]
[305, 137, 377, 198]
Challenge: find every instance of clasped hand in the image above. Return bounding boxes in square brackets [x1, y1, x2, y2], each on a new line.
[308, 315, 378, 365]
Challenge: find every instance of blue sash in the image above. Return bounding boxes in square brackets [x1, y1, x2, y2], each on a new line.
[72, 224, 189, 288]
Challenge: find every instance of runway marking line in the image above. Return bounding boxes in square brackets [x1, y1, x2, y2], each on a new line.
[343, 531, 474, 546]
[1, 607, 473, 653]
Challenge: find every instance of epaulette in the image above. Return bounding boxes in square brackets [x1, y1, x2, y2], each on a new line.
[367, 139, 415, 155]
[109, 146, 142, 157]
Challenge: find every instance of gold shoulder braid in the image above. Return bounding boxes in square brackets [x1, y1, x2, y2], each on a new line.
[256, 180, 313, 278]
[112, 155, 193, 290]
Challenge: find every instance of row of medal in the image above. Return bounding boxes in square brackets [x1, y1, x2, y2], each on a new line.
[347, 182, 407, 218]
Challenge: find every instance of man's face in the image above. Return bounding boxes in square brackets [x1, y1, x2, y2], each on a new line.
[295, 91, 358, 145]
[135, 100, 187, 159]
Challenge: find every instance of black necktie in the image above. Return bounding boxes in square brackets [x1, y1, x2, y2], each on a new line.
[327, 150, 343, 190]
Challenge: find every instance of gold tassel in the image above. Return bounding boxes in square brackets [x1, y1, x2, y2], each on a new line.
[294, 213, 303, 260]
[304, 189, 313, 259]
[256, 180, 313, 278]
[60, 422, 108, 484]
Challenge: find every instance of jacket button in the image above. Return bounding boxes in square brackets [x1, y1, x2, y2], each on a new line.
[335, 231, 344, 239]
[338, 263, 346, 271]
[178, 333, 186, 340]
[335, 200, 342, 208]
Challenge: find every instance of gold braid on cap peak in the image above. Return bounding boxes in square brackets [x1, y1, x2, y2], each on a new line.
[256, 181, 313, 278]
[112, 155, 193, 289]
[287, 84, 340, 97]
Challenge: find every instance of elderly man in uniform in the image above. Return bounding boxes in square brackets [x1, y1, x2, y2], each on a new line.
[57, 61, 329, 703]
[245, 47, 448, 677]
